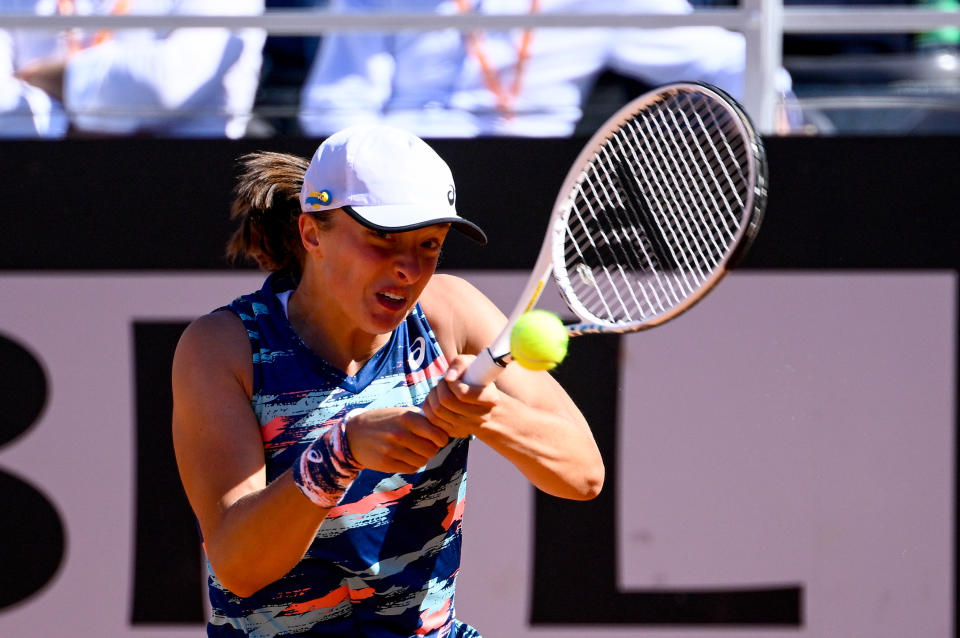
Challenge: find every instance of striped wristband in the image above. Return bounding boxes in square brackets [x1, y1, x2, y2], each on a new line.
[293, 412, 363, 508]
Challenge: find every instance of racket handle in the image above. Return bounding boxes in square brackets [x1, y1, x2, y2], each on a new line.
[462, 348, 507, 386]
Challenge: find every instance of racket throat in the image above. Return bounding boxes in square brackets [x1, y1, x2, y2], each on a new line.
[462, 347, 511, 386]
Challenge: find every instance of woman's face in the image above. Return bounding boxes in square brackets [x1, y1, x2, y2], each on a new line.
[310, 213, 450, 336]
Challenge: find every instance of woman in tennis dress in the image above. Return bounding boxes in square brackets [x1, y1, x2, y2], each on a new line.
[171, 123, 603, 637]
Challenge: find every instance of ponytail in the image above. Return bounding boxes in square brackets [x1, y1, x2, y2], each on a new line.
[226, 151, 311, 276]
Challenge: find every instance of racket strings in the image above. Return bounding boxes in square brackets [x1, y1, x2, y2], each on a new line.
[571, 163, 667, 319]
[564, 154, 679, 322]
[628, 115, 716, 283]
[660, 105, 738, 250]
[568, 144, 686, 318]
[636, 94, 744, 255]
[558, 88, 753, 326]
[639, 105, 732, 272]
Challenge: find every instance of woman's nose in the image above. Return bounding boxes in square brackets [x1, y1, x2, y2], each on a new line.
[393, 249, 422, 282]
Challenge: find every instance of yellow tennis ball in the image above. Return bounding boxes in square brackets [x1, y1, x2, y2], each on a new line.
[509, 310, 569, 371]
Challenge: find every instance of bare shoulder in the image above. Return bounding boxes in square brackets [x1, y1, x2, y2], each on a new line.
[421, 273, 485, 307]
[176, 310, 248, 360]
[173, 310, 253, 396]
[421, 274, 506, 357]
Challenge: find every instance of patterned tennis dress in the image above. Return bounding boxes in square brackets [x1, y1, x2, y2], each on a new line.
[207, 273, 480, 638]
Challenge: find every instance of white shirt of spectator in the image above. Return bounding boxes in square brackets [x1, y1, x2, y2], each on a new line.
[0, 0, 265, 138]
[300, 0, 748, 138]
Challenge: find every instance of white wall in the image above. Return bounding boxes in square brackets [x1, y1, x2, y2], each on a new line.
[0, 271, 954, 637]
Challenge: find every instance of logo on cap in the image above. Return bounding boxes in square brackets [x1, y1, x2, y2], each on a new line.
[447, 185, 456, 206]
[306, 190, 332, 208]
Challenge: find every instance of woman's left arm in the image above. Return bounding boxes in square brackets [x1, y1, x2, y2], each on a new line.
[420, 275, 604, 501]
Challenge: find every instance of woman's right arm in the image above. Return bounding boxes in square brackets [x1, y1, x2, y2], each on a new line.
[171, 311, 330, 598]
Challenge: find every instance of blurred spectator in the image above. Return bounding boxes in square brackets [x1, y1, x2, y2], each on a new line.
[254, 0, 325, 134]
[0, 0, 265, 138]
[299, 0, 766, 137]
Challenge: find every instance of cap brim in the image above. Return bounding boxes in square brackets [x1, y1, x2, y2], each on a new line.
[343, 205, 487, 246]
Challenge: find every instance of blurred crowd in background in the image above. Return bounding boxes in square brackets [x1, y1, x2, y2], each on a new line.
[1, 0, 959, 139]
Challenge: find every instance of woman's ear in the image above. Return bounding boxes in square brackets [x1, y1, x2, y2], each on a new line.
[299, 213, 322, 254]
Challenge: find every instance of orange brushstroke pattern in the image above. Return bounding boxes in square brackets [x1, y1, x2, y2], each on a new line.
[327, 483, 414, 518]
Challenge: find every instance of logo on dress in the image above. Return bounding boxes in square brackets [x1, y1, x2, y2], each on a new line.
[408, 336, 426, 370]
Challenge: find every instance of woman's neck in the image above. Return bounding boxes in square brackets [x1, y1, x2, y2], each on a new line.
[286, 279, 391, 376]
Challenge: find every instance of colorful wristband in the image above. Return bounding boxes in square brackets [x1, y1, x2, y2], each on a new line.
[292, 412, 362, 508]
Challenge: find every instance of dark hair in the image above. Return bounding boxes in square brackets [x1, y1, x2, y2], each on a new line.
[226, 151, 333, 277]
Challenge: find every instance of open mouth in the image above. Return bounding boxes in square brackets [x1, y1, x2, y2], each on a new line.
[376, 290, 407, 311]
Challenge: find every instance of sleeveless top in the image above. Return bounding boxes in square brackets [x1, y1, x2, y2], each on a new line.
[207, 273, 480, 638]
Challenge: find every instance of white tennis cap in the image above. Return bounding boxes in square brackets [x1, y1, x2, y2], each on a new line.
[299, 124, 487, 245]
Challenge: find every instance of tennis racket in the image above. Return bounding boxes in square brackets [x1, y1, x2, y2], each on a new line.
[463, 81, 767, 386]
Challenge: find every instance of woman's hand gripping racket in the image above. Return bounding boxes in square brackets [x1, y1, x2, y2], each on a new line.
[462, 82, 768, 385]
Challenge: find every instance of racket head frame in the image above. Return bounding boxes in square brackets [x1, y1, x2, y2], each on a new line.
[464, 82, 767, 383]
[550, 81, 767, 336]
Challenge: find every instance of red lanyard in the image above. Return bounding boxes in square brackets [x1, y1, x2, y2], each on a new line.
[456, 0, 541, 118]
[57, 0, 131, 55]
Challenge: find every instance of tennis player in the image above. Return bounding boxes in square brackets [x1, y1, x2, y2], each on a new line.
[171, 124, 604, 637]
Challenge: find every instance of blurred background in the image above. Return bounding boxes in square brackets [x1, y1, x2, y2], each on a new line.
[4, 0, 960, 138]
[0, 2, 957, 637]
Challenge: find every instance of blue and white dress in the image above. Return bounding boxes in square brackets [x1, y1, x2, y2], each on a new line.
[207, 273, 479, 638]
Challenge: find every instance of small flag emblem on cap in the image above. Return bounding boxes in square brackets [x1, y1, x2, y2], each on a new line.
[306, 190, 332, 208]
